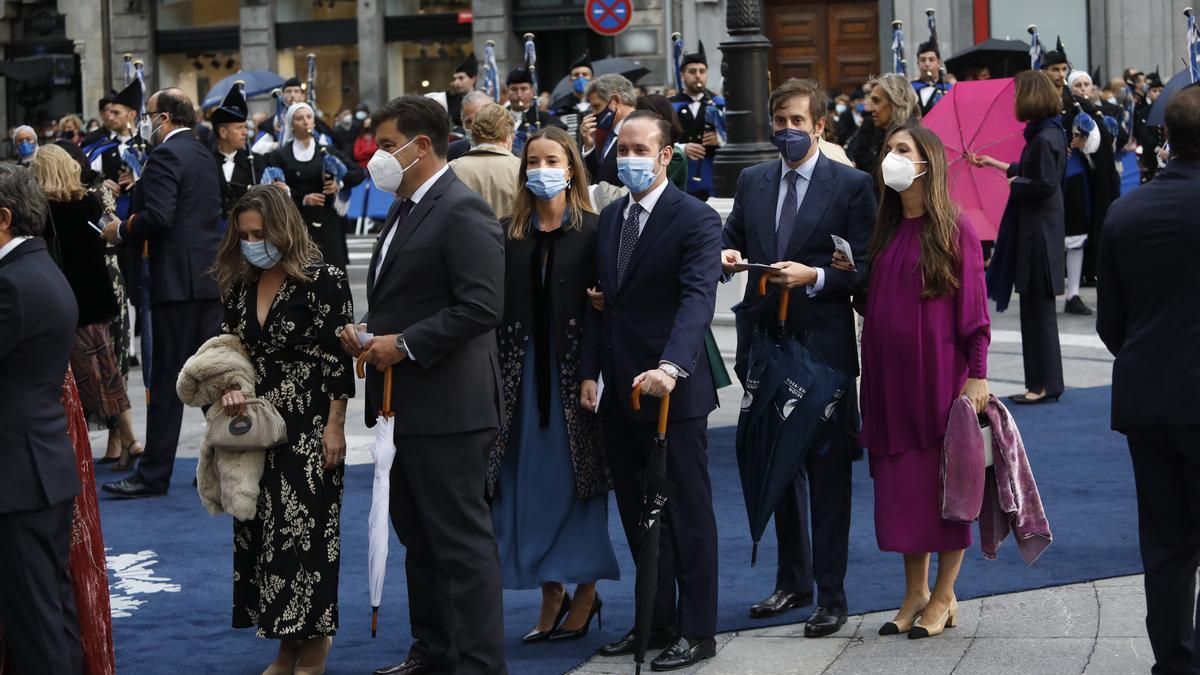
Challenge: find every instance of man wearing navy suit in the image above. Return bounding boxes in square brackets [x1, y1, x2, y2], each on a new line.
[722, 78, 877, 636]
[581, 110, 723, 671]
[1097, 84, 1200, 675]
[0, 165, 83, 674]
[101, 88, 223, 498]
[580, 74, 638, 186]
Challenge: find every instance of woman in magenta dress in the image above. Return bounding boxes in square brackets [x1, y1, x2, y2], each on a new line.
[851, 122, 991, 640]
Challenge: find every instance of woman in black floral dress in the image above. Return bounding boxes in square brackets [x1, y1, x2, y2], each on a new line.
[212, 185, 354, 675]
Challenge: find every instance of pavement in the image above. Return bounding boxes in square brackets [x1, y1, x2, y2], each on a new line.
[93, 219, 1154, 673]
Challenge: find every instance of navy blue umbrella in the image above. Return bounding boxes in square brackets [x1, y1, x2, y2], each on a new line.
[1147, 68, 1191, 127]
[201, 71, 286, 109]
[735, 278, 851, 566]
[139, 240, 152, 404]
[630, 387, 671, 675]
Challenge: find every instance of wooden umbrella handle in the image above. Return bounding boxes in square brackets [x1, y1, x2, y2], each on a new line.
[757, 274, 791, 324]
[355, 355, 395, 418]
[631, 386, 671, 436]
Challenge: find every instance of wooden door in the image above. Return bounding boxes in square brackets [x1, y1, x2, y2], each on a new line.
[764, 0, 879, 94]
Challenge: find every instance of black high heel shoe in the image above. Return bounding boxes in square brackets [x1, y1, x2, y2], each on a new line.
[548, 594, 603, 641]
[522, 591, 571, 644]
[1008, 391, 1061, 405]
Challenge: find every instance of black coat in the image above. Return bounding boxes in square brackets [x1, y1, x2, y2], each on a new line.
[268, 141, 365, 270]
[1063, 96, 1120, 240]
[214, 148, 268, 222]
[124, 129, 223, 305]
[1097, 158, 1200, 431]
[1006, 120, 1067, 296]
[584, 132, 621, 186]
[0, 238, 80, 513]
[364, 168, 505, 436]
[47, 195, 117, 326]
[845, 115, 884, 177]
[490, 211, 610, 500]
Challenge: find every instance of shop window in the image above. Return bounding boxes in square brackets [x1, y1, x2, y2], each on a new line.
[157, 0, 239, 30]
[399, 39, 474, 95]
[386, 0, 472, 13]
[158, 52, 241, 110]
[278, 45, 361, 117]
[276, 0, 357, 22]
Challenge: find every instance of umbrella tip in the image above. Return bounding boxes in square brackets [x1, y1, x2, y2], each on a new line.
[751, 542, 759, 567]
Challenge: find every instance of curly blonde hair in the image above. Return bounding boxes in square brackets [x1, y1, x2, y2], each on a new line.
[868, 73, 922, 128]
[470, 103, 515, 145]
[30, 144, 85, 202]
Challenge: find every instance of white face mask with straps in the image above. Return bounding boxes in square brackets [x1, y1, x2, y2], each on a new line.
[881, 151, 927, 192]
[367, 137, 419, 194]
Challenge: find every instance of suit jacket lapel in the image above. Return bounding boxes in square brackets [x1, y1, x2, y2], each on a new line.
[784, 154, 836, 259]
[601, 195, 627, 293]
[618, 183, 679, 296]
[756, 162, 782, 262]
[372, 170, 454, 290]
[366, 198, 403, 300]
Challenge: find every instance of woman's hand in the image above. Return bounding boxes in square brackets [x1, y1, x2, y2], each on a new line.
[962, 378, 989, 414]
[831, 250, 855, 272]
[580, 379, 599, 412]
[586, 287, 605, 312]
[322, 401, 348, 470]
[303, 192, 326, 207]
[766, 261, 818, 289]
[221, 387, 247, 417]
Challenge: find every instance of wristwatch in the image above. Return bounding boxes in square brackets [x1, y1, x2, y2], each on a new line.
[394, 333, 410, 359]
[658, 362, 680, 380]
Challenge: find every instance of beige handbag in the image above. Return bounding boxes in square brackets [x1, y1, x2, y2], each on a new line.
[205, 399, 288, 451]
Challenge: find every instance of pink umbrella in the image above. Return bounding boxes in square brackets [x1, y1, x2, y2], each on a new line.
[923, 77, 1026, 241]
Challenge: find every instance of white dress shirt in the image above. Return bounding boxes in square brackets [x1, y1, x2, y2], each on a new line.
[620, 176, 669, 235]
[0, 236, 32, 261]
[220, 150, 237, 183]
[374, 163, 451, 284]
[775, 151, 825, 296]
[89, 133, 133, 173]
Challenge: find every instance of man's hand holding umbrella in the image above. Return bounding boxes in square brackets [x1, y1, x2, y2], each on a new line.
[341, 322, 408, 372]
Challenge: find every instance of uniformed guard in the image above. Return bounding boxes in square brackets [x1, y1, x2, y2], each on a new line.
[210, 83, 267, 227]
[669, 41, 726, 202]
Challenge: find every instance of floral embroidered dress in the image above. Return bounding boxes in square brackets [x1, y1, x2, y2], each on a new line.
[221, 264, 354, 638]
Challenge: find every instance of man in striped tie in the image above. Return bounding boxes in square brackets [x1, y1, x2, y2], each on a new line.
[721, 77, 877, 636]
[581, 109, 723, 671]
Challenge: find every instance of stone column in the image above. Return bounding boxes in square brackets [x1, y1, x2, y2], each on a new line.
[357, 0, 387, 108]
[59, 0, 107, 121]
[107, 0, 155, 91]
[713, 0, 776, 198]
[471, 0, 517, 98]
[240, 0, 276, 73]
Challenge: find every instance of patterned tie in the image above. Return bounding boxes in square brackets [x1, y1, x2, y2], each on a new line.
[775, 171, 801, 260]
[616, 203, 642, 290]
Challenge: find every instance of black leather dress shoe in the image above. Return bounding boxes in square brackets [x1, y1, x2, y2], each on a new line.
[750, 589, 813, 619]
[100, 478, 166, 499]
[1064, 295, 1093, 315]
[373, 657, 431, 675]
[597, 627, 677, 657]
[650, 637, 716, 671]
[804, 606, 848, 637]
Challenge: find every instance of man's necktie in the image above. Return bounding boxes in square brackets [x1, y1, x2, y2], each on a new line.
[776, 171, 800, 260]
[616, 203, 642, 290]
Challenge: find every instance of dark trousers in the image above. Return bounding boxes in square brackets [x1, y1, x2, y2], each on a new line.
[1017, 274, 1064, 396]
[134, 299, 222, 492]
[604, 412, 718, 639]
[773, 416, 853, 610]
[0, 499, 81, 675]
[388, 429, 506, 675]
[1126, 429, 1200, 675]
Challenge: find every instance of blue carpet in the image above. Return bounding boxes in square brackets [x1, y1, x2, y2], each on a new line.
[100, 385, 1141, 674]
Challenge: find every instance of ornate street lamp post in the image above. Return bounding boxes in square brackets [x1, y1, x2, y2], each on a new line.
[714, 0, 777, 197]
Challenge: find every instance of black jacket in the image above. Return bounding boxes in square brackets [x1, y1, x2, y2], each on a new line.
[1097, 158, 1200, 431]
[364, 168, 505, 435]
[584, 132, 621, 186]
[1007, 120, 1067, 296]
[47, 195, 117, 326]
[213, 147, 268, 222]
[0, 238, 81, 513]
[124, 129, 223, 304]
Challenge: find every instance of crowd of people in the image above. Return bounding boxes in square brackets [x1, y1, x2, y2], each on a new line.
[1, 29, 1197, 675]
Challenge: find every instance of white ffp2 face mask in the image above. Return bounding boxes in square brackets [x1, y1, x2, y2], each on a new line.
[367, 138, 418, 194]
[881, 151, 927, 192]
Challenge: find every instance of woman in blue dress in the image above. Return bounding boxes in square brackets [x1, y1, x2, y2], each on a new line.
[490, 126, 619, 643]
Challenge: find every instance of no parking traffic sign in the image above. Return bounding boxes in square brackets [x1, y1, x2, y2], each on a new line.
[585, 0, 633, 36]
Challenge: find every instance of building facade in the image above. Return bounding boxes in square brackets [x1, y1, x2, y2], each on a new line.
[0, 0, 1189, 132]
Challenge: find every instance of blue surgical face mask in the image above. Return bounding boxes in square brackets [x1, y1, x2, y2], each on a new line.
[240, 239, 281, 269]
[572, 76, 589, 95]
[526, 168, 569, 201]
[854, 102, 865, 114]
[595, 105, 616, 132]
[16, 141, 36, 159]
[773, 127, 813, 163]
[617, 155, 661, 193]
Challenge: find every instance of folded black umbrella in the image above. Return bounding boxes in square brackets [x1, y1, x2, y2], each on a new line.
[945, 38, 1032, 80]
[630, 387, 671, 675]
[735, 278, 851, 566]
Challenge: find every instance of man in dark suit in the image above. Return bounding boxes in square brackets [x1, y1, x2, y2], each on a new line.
[100, 88, 223, 498]
[0, 165, 83, 675]
[721, 78, 876, 636]
[669, 42, 725, 201]
[210, 84, 266, 225]
[581, 110, 723, 670]
[581, 74, 638, 186]
[342, 96, 506, 675]
[1097, 84, 1200, 675]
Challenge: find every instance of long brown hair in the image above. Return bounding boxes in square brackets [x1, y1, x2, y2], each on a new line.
[507, 126, 595, 239]
[868, 122, 961, 299]
[211, 184, 323, 297]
